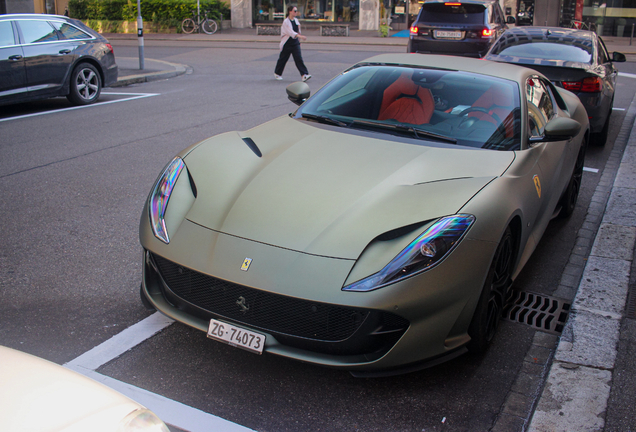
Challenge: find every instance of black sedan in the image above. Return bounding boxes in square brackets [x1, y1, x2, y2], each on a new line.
[485, 27, 625, 145]
[0, 14, 118, 106]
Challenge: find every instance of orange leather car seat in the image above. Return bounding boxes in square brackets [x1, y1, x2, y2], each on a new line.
[378, 72, 434, 125]
[468, 85, 515, 136]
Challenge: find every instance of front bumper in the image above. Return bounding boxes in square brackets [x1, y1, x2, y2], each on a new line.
[140, 217, 496, 372]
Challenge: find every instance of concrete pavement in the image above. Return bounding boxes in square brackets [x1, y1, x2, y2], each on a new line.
[107, 29, 636, 431]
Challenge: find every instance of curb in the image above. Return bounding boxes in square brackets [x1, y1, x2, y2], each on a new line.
[528, 92, 636, 431]
[112, 59, 190, 87]
[492, 82, 636, 432]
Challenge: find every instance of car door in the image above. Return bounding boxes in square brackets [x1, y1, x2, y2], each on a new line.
[0, 19, 27, 104]
[597, 36, 618, 112]
[15, 18, 76, 98]
[524, 76, 577, 239]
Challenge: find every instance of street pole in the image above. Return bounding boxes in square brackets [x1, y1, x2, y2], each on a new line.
[137, 0, 145, 70]
[631, 23, 634, 46]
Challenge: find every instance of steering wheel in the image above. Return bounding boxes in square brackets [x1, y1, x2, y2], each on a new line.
[459, 107, 502, 124]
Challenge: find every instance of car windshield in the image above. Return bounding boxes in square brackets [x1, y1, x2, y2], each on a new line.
[490, 39, 593, 63]
[418, 3, 486, 24]
[295, 65, 521, 151]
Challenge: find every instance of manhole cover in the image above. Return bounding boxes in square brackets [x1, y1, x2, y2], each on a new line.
[504, 291, 571, 335]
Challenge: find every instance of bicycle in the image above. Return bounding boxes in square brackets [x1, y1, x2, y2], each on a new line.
[569, 20, 597, 32]
[181, 10, 218, 35]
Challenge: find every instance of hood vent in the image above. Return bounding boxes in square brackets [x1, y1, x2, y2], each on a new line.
[242, 137, 262, 158]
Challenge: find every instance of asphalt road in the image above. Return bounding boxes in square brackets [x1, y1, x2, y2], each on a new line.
[1, 40, 635, 432]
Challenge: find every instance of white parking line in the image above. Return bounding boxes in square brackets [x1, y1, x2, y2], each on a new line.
[0, 92, 159, 123]
[584, 167, 599, 173]
[614, 108, 626, 111]
[619, 72, 636, 79]
[64, 312, 255, 432]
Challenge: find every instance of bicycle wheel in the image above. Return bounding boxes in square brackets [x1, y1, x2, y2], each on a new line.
[202, 19, 218, 35]
[182, 18, 196, 34]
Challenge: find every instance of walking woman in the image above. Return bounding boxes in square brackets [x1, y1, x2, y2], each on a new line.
[274, 6, 311, 82]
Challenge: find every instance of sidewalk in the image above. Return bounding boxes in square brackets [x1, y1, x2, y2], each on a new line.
[108, 29, 636, 431]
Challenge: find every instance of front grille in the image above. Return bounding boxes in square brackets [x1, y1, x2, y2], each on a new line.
[149, 253, 409, 355]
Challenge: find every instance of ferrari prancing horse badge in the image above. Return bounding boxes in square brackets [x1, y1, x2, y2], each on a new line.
[241, 258, 253, 271]
[533, 175, 541, 198]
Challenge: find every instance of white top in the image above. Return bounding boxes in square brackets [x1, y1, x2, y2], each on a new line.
[280, 17, 301, 51]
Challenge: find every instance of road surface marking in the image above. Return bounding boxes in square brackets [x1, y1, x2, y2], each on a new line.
[584, 167, 599, 173]
[0, 92, 159, 123]
[64, 312, 255, 432]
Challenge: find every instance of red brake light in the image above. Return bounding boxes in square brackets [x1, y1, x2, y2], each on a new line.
[581, 77, 602, 92]
[482, 28, 493, 37]
[410, 25, 419, 34]
[445, 2, 462, 5]
[562, 77, 601, 93]
[105, 43, 114, 54]
[562, 81, 582, 92]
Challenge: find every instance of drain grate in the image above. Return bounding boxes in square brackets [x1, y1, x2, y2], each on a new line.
[626, 284, 636, 320]
[504, 291, 571, 335]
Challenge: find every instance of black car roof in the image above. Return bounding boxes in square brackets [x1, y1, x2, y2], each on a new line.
[500, 26, 595, 42]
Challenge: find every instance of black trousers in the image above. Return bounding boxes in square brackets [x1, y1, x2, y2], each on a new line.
[274, 42, 309, 76]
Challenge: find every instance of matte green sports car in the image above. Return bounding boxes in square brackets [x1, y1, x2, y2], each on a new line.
[139, 54, 588, 375]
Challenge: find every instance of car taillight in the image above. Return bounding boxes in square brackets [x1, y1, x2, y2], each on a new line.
[562, 77, 601, 93]
[581, 77, 602, 92]
[482, 28, 493, 37]
[106, 43, 114, 54]
[410, 25, 419, 35]
[445, 2, 462, 5]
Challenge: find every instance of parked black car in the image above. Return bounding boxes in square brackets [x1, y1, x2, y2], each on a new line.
[407, 0, 514, 58]
[485, 27, 625, 146]
[0, 14, 118, 107]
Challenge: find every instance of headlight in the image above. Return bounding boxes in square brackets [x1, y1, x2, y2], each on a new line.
[149, 157, 185, 244]
[117, 409, 169, 432]
[343, 214, 475, 292]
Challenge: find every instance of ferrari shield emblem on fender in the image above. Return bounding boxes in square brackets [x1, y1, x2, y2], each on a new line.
[533, 175, 542, 198]
[241, 258, 252, 271]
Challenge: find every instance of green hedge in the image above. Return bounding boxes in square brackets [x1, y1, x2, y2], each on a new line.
[68, 0, 230, 23]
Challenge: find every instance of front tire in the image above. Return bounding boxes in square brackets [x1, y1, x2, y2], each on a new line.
[467, 226, 515, 353]
[202, 19, 218, 34]
[182, 18, 196, 34]
[66, 63, 101, 106]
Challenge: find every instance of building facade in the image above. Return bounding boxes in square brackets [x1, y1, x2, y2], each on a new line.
[3, 0, 635, 38]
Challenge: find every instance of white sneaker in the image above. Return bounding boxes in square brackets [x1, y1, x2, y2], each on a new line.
[275, 74, 282, 80]
[302, 74, 311, 82]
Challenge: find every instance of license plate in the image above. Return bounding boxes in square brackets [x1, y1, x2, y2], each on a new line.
[207, 319, 265, 354]
[434, 30, 462, 39]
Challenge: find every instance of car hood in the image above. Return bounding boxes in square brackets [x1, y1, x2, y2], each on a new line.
[182, 116, 514, 259]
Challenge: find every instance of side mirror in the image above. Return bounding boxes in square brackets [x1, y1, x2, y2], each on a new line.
[286, 82, 311, 106]
[612, 51, 626, 63]
[506, 16, 516, 24]
[543, 117, 581, 141]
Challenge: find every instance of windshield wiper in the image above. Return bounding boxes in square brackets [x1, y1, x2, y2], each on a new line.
[350, 120, 457, 144]
[301, 113, 350, 128]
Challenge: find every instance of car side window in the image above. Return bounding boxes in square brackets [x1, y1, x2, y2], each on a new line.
[51, 22, 91, 40]
[18, 20, 59, 44]
[0, 21, 15, 47]
[526, 77, 554, 138]
[597, 39, 610, 64]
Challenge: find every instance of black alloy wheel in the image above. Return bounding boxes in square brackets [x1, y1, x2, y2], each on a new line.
[67, 62, 102, 106]
[467, 226, 515, 353]
[557, 141, 586, 219]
